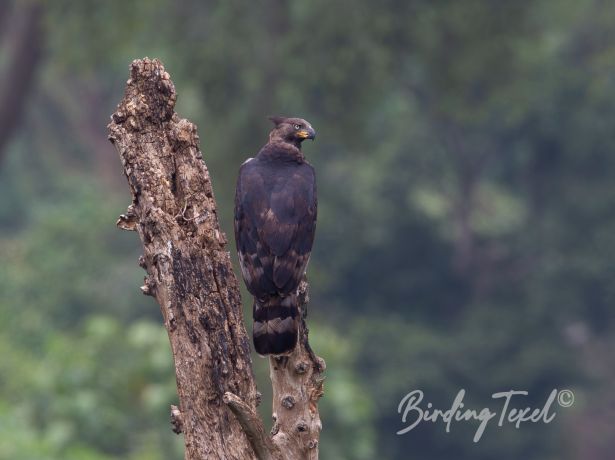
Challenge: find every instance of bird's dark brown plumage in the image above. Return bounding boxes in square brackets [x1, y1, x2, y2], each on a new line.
[234, 117, 317, 355]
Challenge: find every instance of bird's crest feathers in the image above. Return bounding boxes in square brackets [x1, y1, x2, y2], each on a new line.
[268, 116, 286, 126]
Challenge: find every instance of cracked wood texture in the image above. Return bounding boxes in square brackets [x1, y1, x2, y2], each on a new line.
[108, 58, 325, 460]
[269, 281, 325, 460]
[108, 58, 258, 460]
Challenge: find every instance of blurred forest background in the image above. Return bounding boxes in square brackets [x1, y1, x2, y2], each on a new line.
[0, 0, 614, 459]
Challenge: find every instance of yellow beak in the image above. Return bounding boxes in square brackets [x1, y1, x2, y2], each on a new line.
[296, 128, 316, 140]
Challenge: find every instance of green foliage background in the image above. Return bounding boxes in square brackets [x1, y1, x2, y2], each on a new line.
[1, 0, 614, 458]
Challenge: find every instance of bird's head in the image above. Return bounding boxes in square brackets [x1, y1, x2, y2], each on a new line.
[268, 116, 316, 148]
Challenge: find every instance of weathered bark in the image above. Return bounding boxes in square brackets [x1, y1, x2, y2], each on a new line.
[226, 280, 325, 460]
[108, 58, 324, 460]
[108, 58, 258, 460]
[268, 280, 325, 459]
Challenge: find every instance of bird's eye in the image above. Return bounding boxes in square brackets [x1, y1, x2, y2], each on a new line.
[294, 124, 301, 130]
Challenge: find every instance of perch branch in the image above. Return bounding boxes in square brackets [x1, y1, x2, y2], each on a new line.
[224, 392, 282, 460]
[268, 280, 325, 460]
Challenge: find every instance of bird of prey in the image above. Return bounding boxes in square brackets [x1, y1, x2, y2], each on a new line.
[234, 116, 317, 355]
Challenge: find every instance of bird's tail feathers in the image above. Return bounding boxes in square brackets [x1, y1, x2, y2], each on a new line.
[253, 294, 299, 356]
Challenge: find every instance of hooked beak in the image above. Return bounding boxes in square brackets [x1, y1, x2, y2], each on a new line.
[297, 127, 316, 140]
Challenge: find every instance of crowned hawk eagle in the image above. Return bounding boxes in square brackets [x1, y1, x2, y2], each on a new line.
[234, 116, 317, 355]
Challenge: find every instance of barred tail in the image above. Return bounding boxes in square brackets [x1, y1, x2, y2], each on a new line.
[253, 294, 299, 356]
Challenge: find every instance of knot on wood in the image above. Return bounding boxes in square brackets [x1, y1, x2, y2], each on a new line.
[296, 421, 308, 432]
[294, 361, 308, 374]
[281, 395, 296, 409]
[307, 439, 318, 449]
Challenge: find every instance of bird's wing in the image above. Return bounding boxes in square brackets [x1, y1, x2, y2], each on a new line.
[267, 164, 316, 293]
[235, 161, 275, 296]
[234, 161, 317, 297]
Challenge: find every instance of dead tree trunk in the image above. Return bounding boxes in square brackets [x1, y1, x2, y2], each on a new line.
[108, 58, 324, 460]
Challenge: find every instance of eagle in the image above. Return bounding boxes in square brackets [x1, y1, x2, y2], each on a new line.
[234, 116, 317, 355]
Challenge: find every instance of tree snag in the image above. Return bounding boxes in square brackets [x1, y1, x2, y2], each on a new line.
[108, 58, 324, 460]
